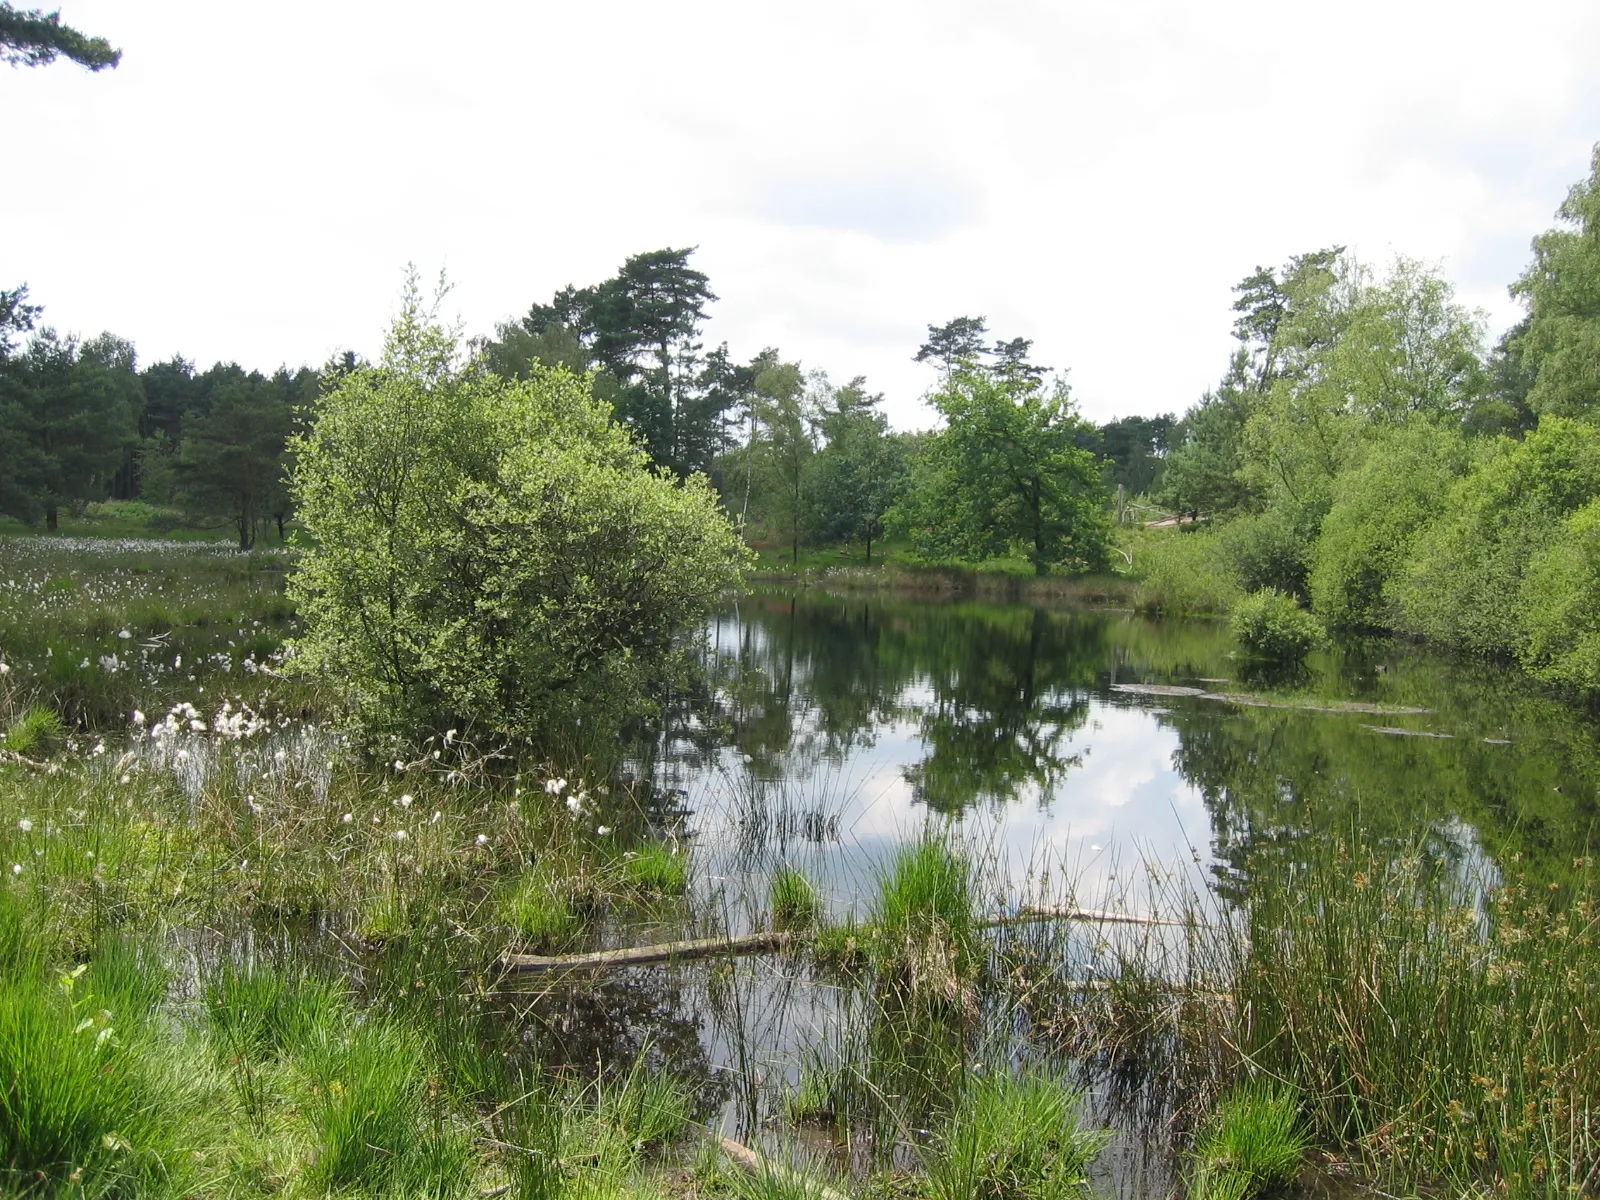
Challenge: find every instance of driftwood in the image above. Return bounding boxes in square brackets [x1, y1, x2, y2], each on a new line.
[497, 907, 1206, 973]
[717, 1135, 852, 1200]
[500, 930, 794, 973]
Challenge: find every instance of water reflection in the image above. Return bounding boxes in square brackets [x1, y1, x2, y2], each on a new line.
[651, 588, 1600, 919]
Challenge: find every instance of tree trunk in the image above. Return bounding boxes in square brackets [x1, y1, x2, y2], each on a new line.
[865, 534, 872, 565]
[45, 503, 58, 532]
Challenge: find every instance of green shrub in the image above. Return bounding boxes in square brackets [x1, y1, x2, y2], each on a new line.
[1229, 589, 1326, 660]
[1396, 417, 1600, 656]
[1219, 505, 1319, 598]
[1519, 497, 1600, 688]
[923, 1068, 1108, 1200]
[1308, 425, 1468, 629]
[1187, 1086, 1308, 1200]
[1131, 528, 1240, 614]
[287, 274, 750, 747]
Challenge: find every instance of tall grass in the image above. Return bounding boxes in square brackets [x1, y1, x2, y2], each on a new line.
[1185, 1086, 1308, 1200]
[922, 1068, 1109, 1200]
[1234, 840, 1600, 1196]
[869, 839, 979, 1007]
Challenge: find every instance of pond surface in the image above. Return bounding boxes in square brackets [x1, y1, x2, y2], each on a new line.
[659, 587, 1600, 922]
[525, 586, 1600, 1194]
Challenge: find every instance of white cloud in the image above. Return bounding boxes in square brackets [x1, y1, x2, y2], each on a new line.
[5, 0, 1598, 426]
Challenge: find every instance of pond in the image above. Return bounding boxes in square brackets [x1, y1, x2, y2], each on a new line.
[8, 544, 1599, 1197]
[538, 585, 1600, 1193]
[660, 587, 1599, 921]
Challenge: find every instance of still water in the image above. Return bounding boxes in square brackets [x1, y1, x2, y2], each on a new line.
[514, 586, 1600, 1192]
[512, 587, 1600, 1194]
[655, 587, 1599, 921]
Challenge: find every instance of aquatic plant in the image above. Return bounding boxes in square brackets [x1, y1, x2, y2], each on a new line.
[1229, 588, 1326, 659]
[769, 865, 822, 930]
[1186, 1085, 1307, 1200]
[869, 838, 979, 1007]
[616, 841, 689, 898]
[922, 1067, 1109, 1200]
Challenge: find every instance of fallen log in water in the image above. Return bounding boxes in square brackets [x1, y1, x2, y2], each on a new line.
[497, 906, 1206, 973]
[499, 930, 795, 972]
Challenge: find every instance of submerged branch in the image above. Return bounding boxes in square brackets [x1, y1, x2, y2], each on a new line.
[496, 907, 1205, 973]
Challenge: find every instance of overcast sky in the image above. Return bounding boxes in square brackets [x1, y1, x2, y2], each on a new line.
[7, 0, 1600, 427]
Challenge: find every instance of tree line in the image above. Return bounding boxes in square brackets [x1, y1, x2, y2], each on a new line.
[0, 287, 323, 548]
[0, 248, 1157, 572]
[1141, 145, 1600, 690]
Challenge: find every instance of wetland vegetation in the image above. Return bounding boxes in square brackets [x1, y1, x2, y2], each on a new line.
[4, 527, 1600, 1199]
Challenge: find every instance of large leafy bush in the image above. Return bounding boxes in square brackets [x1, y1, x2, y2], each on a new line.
[1395, 417, 1600, 656]
[1309, 425, 1469, 629]
[288, 280, 748, 745]
[1230, 589, 1326, 661]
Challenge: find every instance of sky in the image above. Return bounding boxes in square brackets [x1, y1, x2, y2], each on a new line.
[6, 0, 1600, 429]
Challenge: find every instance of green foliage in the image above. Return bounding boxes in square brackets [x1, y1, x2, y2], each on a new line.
[0, 957, 199, 1197]
[616, 842, 689, 898]
[0, 3, 120, 70]
[808, 378, 907, 561]
[3, 705, 64, 756]
[1187, 1086, 1308, 1200]
[492, 249, 725, 477]
[1130, 527, 1241, 614]
[893, 370, 1111, 576]
[300, 1015, 469, 1195]
[204, 963, 346, 1062]
[1396, 417, 1600, 655]
[1309, 424, 1470, 628]
[769, 866, 821, 931]
[1519, 497, 1600, 688]
[1229, 588, 1325, 660]
[1513, 144, 1600, 419]
[175, 369, 300, 550]
[1217, 505, 1320, 598]
[922, 1068, 1108, 1200]
[288, 272, 749, 746]
[500, 869, 588, 948]
[868, 840, 977, 1005]
[1159, 366, 1257, 518]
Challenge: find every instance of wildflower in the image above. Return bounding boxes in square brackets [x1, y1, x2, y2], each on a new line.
[394, 759, 405, 771]
[118, 774, 130, 785]
[117, 629, 131, 639]
[340, 813, 353, 824]
[240, 860, 248, 871]
[596, 825, 613, 836]
[398, 794, 413, 808]
[0, 662, 8, 675]
[565, 794, 583, 818]
[430, 810, 441, 824]
[545, 778, 568, 796]
[17, 819, 31, 833]
[475, 833, 489, 846]
[445, 728, 457, 745]
[394, 829, 408, 841]
[131, 710, 145, 727]
[10, 864, 19, 875]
